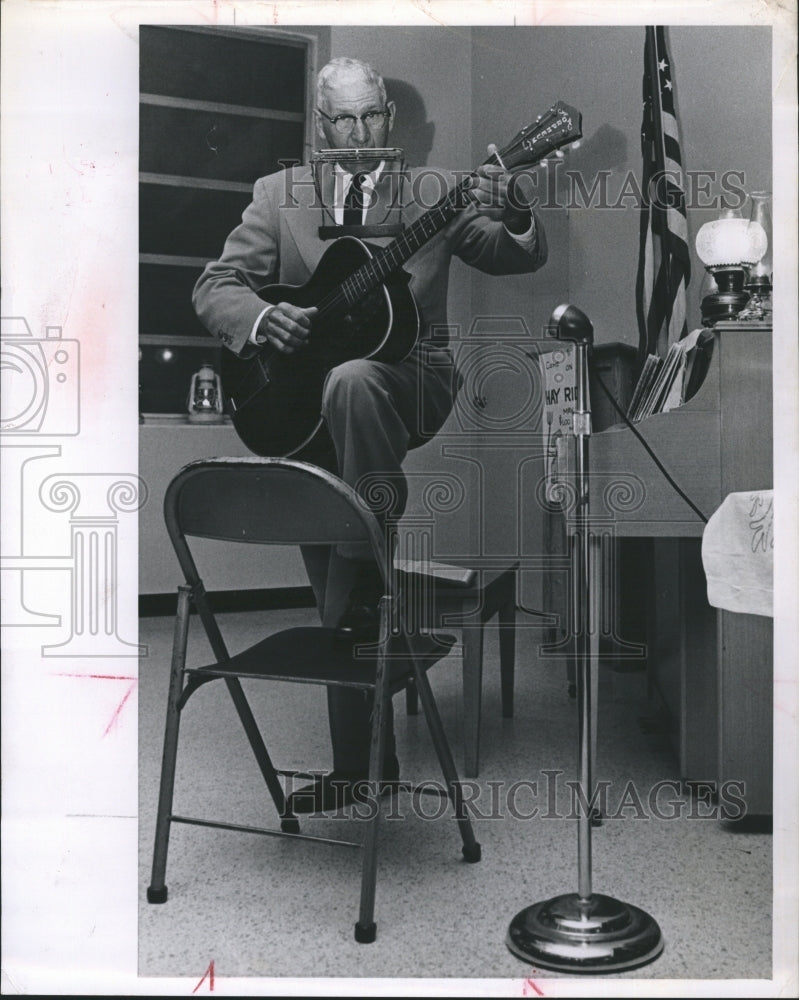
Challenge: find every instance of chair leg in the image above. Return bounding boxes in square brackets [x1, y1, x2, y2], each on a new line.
[461, 625, 484, 779]
[405, 676, 419, 715]
[498, 596, 516, 719]
[410, 648, 481, 864]
[590, 532, 602, 822]
[148, 586, 191, 904]
[355, 598, 392, 944]
[223, 677, 299, 833]
[566, 654, 577, 698]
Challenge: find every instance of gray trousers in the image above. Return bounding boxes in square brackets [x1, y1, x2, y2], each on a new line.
[301, 352, 456, 773]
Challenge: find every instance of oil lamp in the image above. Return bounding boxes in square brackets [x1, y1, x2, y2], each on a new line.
[695, 204, 768, 326]
[187, 363, 224, 423]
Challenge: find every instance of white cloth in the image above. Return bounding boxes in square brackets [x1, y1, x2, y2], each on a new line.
[701, 490, 774, 618]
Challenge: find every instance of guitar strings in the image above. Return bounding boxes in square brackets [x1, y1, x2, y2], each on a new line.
[257, 156, 490, 353]
[325, 179, 480, 318]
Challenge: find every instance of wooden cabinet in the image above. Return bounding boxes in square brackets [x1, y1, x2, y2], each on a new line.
[546, 325, 773, 816]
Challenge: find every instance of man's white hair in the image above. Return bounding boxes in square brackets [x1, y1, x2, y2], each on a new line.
[316, 57, 387, 109]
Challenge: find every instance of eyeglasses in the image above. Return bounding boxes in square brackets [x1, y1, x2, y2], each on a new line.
[317, 108, 391, 135]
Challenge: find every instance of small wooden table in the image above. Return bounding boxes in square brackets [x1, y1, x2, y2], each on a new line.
[395, 559, 518, 778]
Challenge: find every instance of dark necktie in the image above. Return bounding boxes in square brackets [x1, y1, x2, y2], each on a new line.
[343, 171, 367, 226]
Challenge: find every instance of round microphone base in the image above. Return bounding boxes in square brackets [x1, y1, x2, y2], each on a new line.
[506, 892, 664, 974]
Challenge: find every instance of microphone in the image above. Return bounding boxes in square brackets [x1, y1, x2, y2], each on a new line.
[549, 303, 594, 345]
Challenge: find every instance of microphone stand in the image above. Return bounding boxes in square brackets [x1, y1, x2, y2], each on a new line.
[506, 305, 664, 974]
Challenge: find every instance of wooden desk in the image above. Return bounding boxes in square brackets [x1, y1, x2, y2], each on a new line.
[585, 323, 773, 816]
[548, 323, 773, 815]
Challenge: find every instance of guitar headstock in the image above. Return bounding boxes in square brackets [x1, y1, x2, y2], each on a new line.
[493, 102, 582, 171]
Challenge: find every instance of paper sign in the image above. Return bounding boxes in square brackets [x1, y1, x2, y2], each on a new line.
[540, 344, 583, 503]
[701, 490, 774, 618]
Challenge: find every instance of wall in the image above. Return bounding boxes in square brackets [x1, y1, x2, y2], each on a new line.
[666, 25, 771, 328]
[472, 25, 771, 349]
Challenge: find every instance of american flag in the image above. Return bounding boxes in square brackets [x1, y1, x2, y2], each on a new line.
[636, 26, 690, 362]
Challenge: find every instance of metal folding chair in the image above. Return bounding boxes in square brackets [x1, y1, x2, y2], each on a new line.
[146, 457, 481, 942]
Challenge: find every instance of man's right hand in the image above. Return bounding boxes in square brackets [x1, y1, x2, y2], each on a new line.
[256, 302, 317, 353]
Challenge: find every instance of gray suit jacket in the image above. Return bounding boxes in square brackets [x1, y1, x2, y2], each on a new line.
[193, 162, 548, 357]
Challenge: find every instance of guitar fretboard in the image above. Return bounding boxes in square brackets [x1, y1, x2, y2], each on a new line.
[317, 175, 481, 319]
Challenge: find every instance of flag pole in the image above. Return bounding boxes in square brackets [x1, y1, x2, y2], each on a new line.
[645, 26, 672, 318]
[506, 304, 664, 974]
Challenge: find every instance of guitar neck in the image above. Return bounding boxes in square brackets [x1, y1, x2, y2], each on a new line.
[320, 174, 479, 316]
[313, 101, 583, 319]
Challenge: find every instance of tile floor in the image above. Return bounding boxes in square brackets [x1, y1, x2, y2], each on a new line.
[137, 605, 774, 986]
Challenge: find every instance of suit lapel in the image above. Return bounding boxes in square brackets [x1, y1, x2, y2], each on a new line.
[281, 163, 335, 275]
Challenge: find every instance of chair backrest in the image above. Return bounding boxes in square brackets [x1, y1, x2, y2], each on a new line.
[164, 458, 385, 596]
[164, 457, 388, 585]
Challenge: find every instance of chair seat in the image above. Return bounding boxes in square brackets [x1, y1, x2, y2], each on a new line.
[185, 626, 457, 691]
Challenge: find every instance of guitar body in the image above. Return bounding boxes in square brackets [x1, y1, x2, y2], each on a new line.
[221, 236, 420, 458]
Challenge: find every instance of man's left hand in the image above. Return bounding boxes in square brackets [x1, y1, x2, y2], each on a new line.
[470, 164, 535, 234]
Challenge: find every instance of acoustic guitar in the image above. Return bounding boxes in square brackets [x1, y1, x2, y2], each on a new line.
[222, 101, 582, 459]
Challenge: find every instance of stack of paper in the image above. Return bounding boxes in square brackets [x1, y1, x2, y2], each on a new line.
[627, 329, 705, 423]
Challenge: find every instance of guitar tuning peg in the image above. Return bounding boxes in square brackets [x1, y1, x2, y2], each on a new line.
[487, 142, 508, 170]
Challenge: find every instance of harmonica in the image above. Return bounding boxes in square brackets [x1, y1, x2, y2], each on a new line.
[312, 147, 405, 163]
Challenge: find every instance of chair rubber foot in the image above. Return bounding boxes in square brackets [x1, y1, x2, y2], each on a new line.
[147, 885, 168, 904]
[354, 921, 377, 943]
[281, 817, 300, 834]
[462, 842, 482, 863]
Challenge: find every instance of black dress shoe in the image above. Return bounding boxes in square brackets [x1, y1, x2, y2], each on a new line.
[334, 586, 383, 645]
[287, 758, 401, 815]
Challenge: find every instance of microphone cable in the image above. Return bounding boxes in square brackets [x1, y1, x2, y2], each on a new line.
[588, 359, 710, 524]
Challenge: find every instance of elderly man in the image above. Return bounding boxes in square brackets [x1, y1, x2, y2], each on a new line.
[193, 56, 548, 812]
